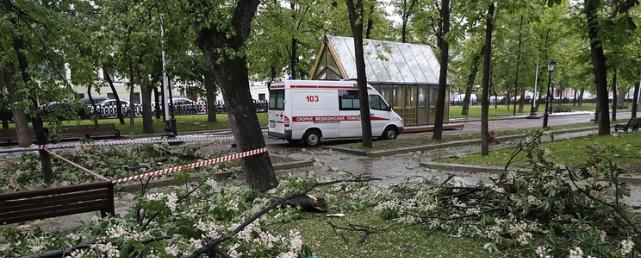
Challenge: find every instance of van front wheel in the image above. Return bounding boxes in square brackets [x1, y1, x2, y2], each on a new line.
[382, 126, 398, 140]
[303, 130, 322, 147]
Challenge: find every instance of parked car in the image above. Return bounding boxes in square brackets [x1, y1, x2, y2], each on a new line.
[172, 97, 201, 114]
[42, 101, 90, 120]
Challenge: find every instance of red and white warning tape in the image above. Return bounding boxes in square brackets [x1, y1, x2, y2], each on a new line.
[44, 149, 110, 181]
[38, 135, 235, 150]
[111, 147, 267, 184]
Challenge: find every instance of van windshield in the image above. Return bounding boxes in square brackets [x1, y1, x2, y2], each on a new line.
[269, 90, 284, 110]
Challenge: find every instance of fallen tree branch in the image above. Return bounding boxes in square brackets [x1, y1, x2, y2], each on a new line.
[187, 177, 381, 258]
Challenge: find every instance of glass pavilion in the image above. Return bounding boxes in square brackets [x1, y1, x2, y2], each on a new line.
[310, 36, 449, 126]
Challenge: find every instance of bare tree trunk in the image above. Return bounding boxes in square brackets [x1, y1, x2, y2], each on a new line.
[611, 66, 617, 122]
[87, 84, 98, 125]
[12, 32, 53, 183]
[513, 15, 524, 115]
[195, 0, 278, 192]
[141, 77, 154, 134]
[346, 0, 373, 148]
[481, 3, 494, 155]
[289, 2, 297, 79]
[365, 2, 374, 39]
[632, 81, 640, 119]
[128, 61, 136, 136]
[579, 88, 584, 107]
[3, 63, 32, 147]
[400, 0, 416, 43]
[153, 85, 161, 119]
[433, 0, 450, 140]
[518, 90, 526, 113]
[103, 68, 125, 125]
[572, 88, 578, 106]
[584, 0, 610, 135]
[204, 65, 217, 123]
[462, 46, 483, 116]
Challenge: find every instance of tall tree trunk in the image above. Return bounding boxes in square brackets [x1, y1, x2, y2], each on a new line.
[400, 0, 416, 43]
[3, 63, 32, 146]
[128, 61, 136, 136]
[195, 0, 278, 192]
[204, 65, 217, 123]
[632, 81, 640, 119]
[103, 68, 125, 125]
[141, 77, 154, 134]
[584, 0, 610, 135]
[289, 2, 297, 79]
[481, 3, 495, 156]
[506, 92, 511, 110]
[611, 66, 617, 121]
[365, 2, 374, 39]
[579, 88, 584, 106]
[494, 90, 498, 109]
[346, 0, 373, 149]
[617, 88, 626, 109]
[153, 85, 161, 119]
[87, 85, 98, 125]
[513, 15, 524, 115]
[572, 88, 578, 106]
[433, 0, 450, 140]
[462, 45, 483, 116]
[518, 89, 526, 113]
[12, 33, 53, 183]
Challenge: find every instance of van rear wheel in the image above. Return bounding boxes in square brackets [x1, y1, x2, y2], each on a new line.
[382, 126, 398, 140]
[303, 130, 322, 147]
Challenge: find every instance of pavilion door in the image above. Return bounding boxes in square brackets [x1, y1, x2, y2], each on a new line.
[404, 85, 417, 126]
[418, 87, 428, 125]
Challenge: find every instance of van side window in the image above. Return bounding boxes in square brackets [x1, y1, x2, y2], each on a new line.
[369, 95, 389, 110]
[338, 90, 360, 110]
[269, 90, 285, 110]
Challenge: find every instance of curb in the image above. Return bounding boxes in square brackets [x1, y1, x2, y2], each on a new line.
[327, 127, 597, 157]
[420, 161, 641, 185]
[450, 110, 630, 123]
[118, 159, 313, 193]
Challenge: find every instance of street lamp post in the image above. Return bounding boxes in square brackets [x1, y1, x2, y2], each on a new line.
[543, 59, 556, 128]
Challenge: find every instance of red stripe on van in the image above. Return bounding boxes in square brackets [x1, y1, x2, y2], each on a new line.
[292, 115, 389, 122]
[288, 85, 375, 90]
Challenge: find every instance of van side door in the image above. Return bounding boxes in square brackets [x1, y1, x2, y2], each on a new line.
[338, 90, 362, 138]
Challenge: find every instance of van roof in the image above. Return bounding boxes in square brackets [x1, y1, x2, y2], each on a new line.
[270, 80, 374, 90]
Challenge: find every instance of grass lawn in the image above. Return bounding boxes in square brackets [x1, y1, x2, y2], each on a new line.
[449, 105, 528, 119]
[273, 211, 490, 258]
[437, 132, 641, 171]
[7, 113, 268, 136]
[342, 122, 596, 150]
[449, 102, 630, 119]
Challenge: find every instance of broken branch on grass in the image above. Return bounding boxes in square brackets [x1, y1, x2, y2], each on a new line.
[187, 177, 381, 258]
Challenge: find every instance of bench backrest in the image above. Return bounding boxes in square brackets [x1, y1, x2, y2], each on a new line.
[0, 128, 17, 138]
[0, 182, 115, 225]
[59, 124, 116, 134]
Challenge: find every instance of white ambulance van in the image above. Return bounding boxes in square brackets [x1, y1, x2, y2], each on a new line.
[267, 80, 404, 146]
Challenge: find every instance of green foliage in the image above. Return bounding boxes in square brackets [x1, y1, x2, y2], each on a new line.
[372, 130, 641, 257]
[0, 143, 235, 192]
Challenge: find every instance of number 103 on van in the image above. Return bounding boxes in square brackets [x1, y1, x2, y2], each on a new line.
[305, 95, 319, 102]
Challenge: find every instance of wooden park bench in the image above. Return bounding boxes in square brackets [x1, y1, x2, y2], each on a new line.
[54, 124, 120, 141]
[615, 118, 641, 132]
[0, 128, 42, 145]
[0, 182, 115, 225]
